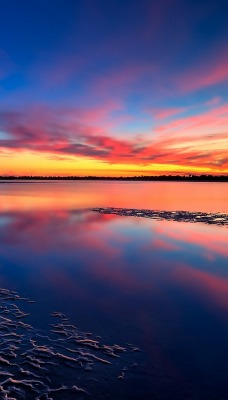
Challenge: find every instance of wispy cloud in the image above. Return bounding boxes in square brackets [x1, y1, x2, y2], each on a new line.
[176, 49, 228, 93]
[0, 102, 227, 173]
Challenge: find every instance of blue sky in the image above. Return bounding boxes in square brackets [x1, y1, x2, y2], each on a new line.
[0, 0, 227, 175]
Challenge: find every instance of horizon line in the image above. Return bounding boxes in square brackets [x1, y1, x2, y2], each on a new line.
[0, 174, 228, 182]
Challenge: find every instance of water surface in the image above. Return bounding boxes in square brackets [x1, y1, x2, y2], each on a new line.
[0, 181, 228, 399]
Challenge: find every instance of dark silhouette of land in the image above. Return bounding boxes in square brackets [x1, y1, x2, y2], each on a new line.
[0, 175, 227, 182]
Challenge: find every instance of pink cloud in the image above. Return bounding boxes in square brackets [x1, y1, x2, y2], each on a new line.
[204, 96, 222, 107]
[153, 104, 228, 136]
[176, 49, 228, 93]
[151, 107, 186, 120]
[0, 102, 227, 173]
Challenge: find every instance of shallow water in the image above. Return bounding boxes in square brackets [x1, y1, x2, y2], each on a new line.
[0, 181, 228, 399]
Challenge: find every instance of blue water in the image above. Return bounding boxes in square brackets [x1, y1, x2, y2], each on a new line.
[0, 181, 228, 399]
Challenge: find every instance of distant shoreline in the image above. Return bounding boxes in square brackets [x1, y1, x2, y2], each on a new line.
[0, 175, 227, 182]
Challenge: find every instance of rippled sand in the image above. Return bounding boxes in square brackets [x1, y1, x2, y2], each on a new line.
[0, 288, 141, 399]
[91, 208, 228, 227]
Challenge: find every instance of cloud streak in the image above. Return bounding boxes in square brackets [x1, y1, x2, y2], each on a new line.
[176, 49, 228, 93]
[0, 102, 227, 174]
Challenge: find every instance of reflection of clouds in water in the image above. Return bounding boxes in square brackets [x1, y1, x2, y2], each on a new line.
[0, 288, 141, 399]
[1, 182, 228, 213]
[170, 263, 228, 312]
[0, 208, 228, 399]
[0, 209, 228, 309]
[0, 209, 228, 340]
[152, 219, 228, 258]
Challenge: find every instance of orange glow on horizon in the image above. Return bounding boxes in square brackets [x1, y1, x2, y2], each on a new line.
[1, 150, 228, 177]
[0, 101, 227, 177]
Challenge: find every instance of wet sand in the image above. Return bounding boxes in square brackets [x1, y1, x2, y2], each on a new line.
[0, 288, 141, 399]
[91, 208, 228, 227]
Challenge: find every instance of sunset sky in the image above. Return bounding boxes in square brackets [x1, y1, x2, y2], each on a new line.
[0, 0, 227, 176]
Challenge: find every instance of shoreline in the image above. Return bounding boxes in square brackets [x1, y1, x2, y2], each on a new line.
[0, 175, 228, 183]
[91, 207, 228, 228]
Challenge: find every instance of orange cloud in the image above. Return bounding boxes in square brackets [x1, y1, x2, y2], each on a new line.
[0, 102, 227, 175]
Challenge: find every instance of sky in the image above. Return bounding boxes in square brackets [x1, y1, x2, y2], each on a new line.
[0, 0, 227, 176]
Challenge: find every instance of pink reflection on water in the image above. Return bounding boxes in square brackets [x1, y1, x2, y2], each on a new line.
[153, 220, 228, 258]
[171, 262, 228, 312]
[0, 206, 228, 387]
[0, 181, 228, 213]
[0, 183, 227, 396]
[0, 208, 227, 315]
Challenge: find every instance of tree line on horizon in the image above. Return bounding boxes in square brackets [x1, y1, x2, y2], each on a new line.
[0, 175, 227, 182]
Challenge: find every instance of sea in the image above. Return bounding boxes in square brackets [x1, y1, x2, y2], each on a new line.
[0, 180, 227, 399]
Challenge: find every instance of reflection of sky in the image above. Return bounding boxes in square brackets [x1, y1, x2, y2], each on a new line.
[1, 181, 228, 213]
[0, 208, 227, 317]
[0, 185, 228, 398]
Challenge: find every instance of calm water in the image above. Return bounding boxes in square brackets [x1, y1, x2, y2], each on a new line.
[0, 181, 228, 399]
